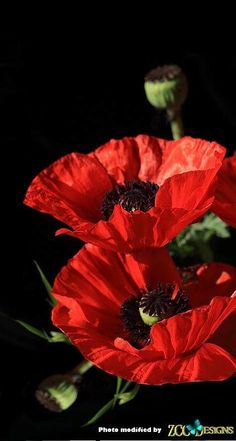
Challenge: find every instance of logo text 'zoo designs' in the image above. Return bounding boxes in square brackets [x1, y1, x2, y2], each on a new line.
[168, 420, 234, 437]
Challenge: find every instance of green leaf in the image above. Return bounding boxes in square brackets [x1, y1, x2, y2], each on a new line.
[117, 383, 140, 405]
[16, 323, 72, 344]
[34, 260, 57, 306]
[81, 398, 114, 427]
[169, 213, 230, 261]
[16, 320, 50, 341]
[200, 213, 230, 239]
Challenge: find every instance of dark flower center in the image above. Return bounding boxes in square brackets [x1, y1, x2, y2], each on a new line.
[101, 180, 159, 220]
[145, 64, 181, 83]
[120, 283, 190, 348]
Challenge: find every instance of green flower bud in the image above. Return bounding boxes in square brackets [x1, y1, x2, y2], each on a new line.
[139, 307, 160, 326]
[35, 374, 79, 412]
[144, 64, 188, 111]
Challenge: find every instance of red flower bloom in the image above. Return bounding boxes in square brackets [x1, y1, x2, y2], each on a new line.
[52, 245, 236, 385]
[212, 154, 236, 228]
[24, 136, 225, 253]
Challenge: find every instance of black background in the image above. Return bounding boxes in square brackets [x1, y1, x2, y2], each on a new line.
[1, 29, 236, 440]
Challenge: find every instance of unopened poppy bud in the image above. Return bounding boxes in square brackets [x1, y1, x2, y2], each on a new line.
[144, 64, 187, 110]
[144, 64, 187, 139]
[35, 374, 79, 412]
[139, 307, 160, 326]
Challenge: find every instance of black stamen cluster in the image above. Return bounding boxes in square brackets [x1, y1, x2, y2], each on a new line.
[120, 295, 150, 348]
[101, 180, 159, 220]
[121, 283, 190, 348]
[139, 283, 190, 320]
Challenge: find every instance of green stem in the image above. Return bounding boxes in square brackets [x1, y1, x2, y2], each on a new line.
[81, 380, 134, 427]
[120, 380, 132, 394]
[82, 398, 114, 427]
[169, 112, 184, 139]
[70, 359, 93, 377]
[112, 377, 122, 408]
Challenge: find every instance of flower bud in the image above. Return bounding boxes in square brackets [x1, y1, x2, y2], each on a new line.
[35, 374, 79, 412]
[144, 64, 188, 111]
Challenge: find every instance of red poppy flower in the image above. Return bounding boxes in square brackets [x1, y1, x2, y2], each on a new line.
[24, 136, 225, 253]
[52, 245, 236, 385]
[212, 154, 236, 228]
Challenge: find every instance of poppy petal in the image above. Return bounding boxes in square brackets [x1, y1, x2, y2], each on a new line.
[90, 137, 141, 183]
[209, 306, 236, 357]
[156, 170, 219, 211]
[157, 137, 226, 184]
[52, 244, 177, 336]
[52, 245, 135, 337]
[91, 135, 165, 184]
[122, 247, 181, 289]
[52, 244, 179, 308]
[212, 155, 236, 227]
[52, 305, 236, 384]
[61, 204, 213, 253]
[24, 153, 112, 225]
[149, 295, 236, 358]
[135, 135, 165, 182]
